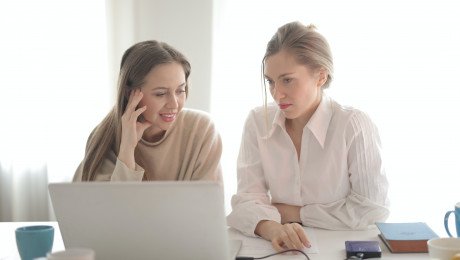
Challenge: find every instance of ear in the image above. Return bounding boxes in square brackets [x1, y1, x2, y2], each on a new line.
[316, 69, 328, 88]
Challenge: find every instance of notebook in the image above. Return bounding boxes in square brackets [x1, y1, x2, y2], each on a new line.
[48, 181, 241, 260]
[375, 222, 438, 253]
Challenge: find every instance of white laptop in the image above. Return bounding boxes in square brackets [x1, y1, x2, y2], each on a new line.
[48, 181, 241, 260]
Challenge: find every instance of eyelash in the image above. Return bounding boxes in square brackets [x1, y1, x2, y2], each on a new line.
[265, 79, 274, 85]
[283, 78, 292, 84]
[265, 78, 293, 88]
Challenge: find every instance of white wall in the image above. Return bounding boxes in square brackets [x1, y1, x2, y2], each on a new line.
[106, 0, 213, 111]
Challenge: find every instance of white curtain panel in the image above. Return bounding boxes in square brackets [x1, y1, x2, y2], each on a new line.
[0, 163, 51, 221]
[0, 1, 109, 221]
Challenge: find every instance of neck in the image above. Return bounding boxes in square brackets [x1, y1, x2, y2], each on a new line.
[287, 93, 322, 132]
[286, 118, 307, 134]
[143, 127, 166, 143]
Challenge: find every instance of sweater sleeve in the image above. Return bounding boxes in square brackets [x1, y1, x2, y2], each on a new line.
[299, 111, 390, 230]
[227, 111, 281, 237]
[72, 132, 145, 182]
[189, 115, 223, 183]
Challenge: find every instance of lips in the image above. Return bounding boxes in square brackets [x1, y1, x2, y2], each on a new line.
[279, 104, 291, 110]
[160, 113, 176, 122]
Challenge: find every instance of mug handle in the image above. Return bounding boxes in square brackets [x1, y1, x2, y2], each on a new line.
[444, 210, 455, 237]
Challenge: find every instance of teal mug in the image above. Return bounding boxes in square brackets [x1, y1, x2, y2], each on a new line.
[15, 225, 54, 260]
[444, 202, 460, 237]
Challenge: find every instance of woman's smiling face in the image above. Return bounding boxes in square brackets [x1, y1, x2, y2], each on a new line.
[138, 62, 187, 138]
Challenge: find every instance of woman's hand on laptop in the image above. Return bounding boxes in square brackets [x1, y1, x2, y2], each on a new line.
[255, 220, 311, 252]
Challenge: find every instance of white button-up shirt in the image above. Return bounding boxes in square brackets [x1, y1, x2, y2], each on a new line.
[227, 95, 389, 237]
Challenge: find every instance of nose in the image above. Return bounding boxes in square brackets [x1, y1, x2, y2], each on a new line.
[166, 92, 179, 109]
[271, 83, 285, 101]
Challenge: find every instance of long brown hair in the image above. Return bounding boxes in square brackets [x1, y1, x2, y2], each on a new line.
[81, 41, 191, 181]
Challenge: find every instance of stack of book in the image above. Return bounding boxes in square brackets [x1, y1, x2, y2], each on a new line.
[375, 222, 439, 253]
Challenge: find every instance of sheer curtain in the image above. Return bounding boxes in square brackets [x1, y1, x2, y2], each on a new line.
[212, 0, 460, 235]
[0, 1, 110, 221]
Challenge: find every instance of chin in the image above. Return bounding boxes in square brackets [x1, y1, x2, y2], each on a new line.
[159, 122, 174, 130]
[282, 111, 296, 120]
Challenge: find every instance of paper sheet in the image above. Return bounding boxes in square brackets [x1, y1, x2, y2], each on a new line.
[230, 227, 319, 258]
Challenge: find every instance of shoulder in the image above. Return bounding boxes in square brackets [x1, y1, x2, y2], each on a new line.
[329, 98, 378, 134]
[245, 103, 277, 125]
[179, 108, 215, 126]
[177, 109, 220, 138]
[331, 99, 368, 119]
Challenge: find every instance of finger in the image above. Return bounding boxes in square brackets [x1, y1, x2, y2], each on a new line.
[284, 224, 304, 250]
[271, 238, 285, 252]
[279, 230, 296, 250]
[126, 90, 143, 113]
[293, 223, 311, 248]
[126, 89, 137, 110]
[138, 116, 152, 131]
[139, 121, 152, 133]
[131, 105, 147, 121]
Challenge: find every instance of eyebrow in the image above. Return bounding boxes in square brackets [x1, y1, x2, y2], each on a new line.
[264, 72, 295, 80]
[150, 82, 186, 91]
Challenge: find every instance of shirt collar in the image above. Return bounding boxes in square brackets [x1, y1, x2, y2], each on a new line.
[268, 94, 333, 148]
[306, 95, 332, 148]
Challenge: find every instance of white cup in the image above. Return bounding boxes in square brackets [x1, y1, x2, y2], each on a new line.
[428, 237, 460, 260]
[46, 248, 95, 260]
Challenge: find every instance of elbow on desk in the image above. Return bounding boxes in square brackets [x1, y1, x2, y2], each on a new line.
[348, 206, 390, 230]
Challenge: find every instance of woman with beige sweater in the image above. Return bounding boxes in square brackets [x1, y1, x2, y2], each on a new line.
[73, 41, 222, 182]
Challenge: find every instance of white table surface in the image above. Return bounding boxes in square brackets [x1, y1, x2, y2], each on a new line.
[1, 222, 430, 259]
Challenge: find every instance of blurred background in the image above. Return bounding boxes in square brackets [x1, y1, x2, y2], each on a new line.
[1, 0, 459, 236]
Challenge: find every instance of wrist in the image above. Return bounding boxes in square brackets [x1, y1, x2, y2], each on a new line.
[255, 220, 282, 241]
[117, 149, 136, 170]
[119, 141, 136, 154]
[279, 205, 302, 224]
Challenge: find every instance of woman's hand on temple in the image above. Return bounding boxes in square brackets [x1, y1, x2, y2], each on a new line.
[119, 89, 152, 169]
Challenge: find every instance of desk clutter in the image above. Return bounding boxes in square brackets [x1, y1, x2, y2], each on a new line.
[2, 222, 437, 260]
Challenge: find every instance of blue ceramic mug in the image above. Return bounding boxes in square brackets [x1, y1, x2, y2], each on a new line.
[444, 202, 460, 237]
[15, 225, 54, 260]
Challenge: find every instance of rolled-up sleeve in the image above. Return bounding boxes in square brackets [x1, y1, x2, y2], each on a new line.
[227, 111, 281, 237]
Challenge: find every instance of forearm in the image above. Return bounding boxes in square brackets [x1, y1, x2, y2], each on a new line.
[110, 158, 144, 181]
[299, 192, 389, 230]
[117, 146, 136, 170]
[227, 193, 281, 237]
[273, 203, 301, 224]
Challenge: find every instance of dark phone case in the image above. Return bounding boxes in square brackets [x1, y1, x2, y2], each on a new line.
[345, 240, 382, 259]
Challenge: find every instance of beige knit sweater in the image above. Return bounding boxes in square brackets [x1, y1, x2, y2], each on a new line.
[73, 109, 223, 182]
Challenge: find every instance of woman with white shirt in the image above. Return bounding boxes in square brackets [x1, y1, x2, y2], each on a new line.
[227, 21, 389, 252]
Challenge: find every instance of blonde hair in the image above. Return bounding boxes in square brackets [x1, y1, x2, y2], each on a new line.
[261, 21, 334, 128]
[81, 40, 191, 181]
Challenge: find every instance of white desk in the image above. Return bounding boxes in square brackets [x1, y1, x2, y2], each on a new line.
[229, 227, 430, 259]
[1, 222, 430, 259]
